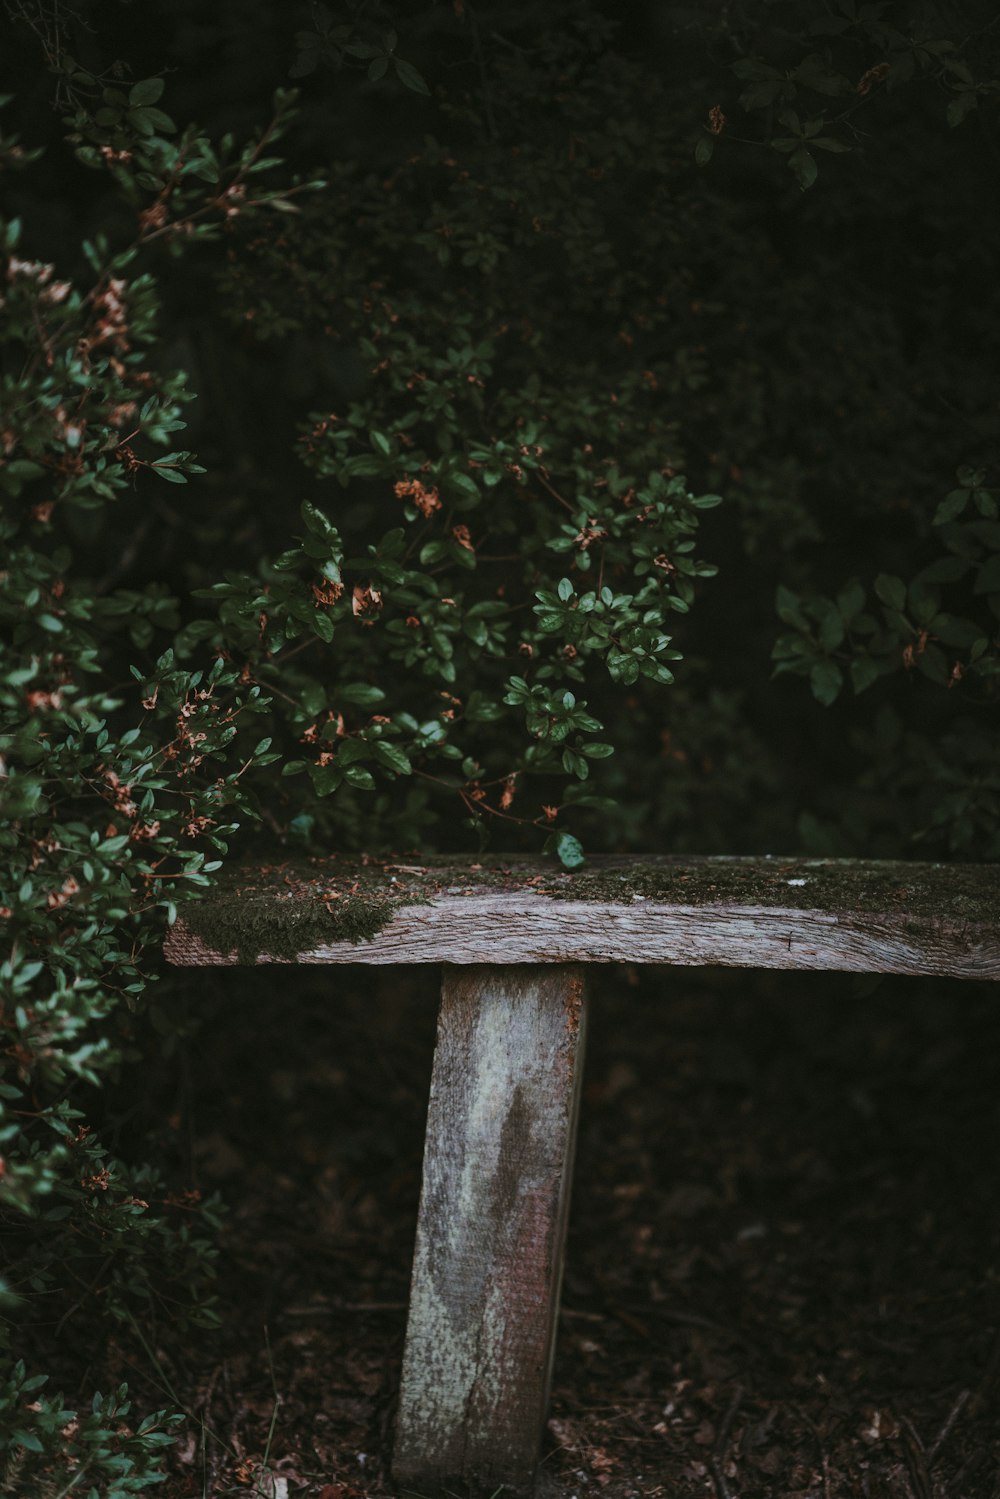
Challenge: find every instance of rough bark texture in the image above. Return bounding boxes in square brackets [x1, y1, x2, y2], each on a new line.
[392, 965, 588, 1497]
[167, 891, 1000, 981]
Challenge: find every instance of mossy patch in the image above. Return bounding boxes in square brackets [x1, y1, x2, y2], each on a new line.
[181, 858, 424, 961]
[545, 856, 1000, 928]
[179, 853, 1000, 962]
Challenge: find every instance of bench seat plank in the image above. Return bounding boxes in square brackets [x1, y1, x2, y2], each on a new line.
[165, 856, 1000, 980]
[392, 965, 587, 1498]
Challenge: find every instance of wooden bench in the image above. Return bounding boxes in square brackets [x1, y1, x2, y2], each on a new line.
[165, 854, 1000, 1497]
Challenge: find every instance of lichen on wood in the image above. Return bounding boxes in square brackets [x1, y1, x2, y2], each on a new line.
[393, 965, 588, 1496]
[546, 856, 1000, 928]
[178, 856, 422, 961]
[170, 854, 1000, 966]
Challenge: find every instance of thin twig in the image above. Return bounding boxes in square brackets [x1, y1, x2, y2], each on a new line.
[707, 1385, 743, 1499]
[900, 1415, 932, 1499]
[51, 1466, 90, 1499]
[259, 1325, 282, 1479]
[927, 1388, 970, 1465]
[536, 469, 576, 512]
[121, 1315, 240, 1464]
[53, 1255, 114, 1338]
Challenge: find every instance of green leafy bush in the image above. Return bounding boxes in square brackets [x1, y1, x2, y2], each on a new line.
[1, 1364, 179, 1498]
[186, 47, 724, 857]
[0, 71, 313, 1489]
[772, 485, 1000, 855]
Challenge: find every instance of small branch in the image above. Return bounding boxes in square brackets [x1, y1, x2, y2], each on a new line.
[927, 1388, 970, 1465]
[273, 636, 317, 666]
[536, 467, 576, 511]
[53, 1254, 115, 1339]
[707, 1385, 743, 1499]
[899, 1415, 932, 1499]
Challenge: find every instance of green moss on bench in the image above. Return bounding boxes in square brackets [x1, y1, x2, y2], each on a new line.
[552, 858, 1000, 929]
[179, 855, 1000, 963]
[181, 860, 415, 961]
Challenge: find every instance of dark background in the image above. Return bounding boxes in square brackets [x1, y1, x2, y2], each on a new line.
[4, 3, 1000, 1494]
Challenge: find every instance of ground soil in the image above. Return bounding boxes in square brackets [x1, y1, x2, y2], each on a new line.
[43, 964, 1000, 1497]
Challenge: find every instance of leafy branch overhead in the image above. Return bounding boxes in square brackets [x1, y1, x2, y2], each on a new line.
[694, 6, 1000, 188]
[290, 1, 430, 93]
[773, 469, 999, 708]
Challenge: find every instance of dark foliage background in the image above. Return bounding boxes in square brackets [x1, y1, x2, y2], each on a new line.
[1, 0, 998, 1492]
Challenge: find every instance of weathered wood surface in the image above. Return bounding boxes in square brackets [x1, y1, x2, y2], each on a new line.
[392, 965, 588, 1497]
[164, 856, 1000, 980]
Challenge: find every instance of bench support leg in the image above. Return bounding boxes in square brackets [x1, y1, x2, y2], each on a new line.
[393, 964, 588, 1497]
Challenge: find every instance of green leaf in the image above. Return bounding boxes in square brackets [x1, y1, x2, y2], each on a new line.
[809, 659, 843, 705]
[393, 58, 430, 95]
[788, 145, 818, 190]
[309, 763, 342, 796]
[447, 470, 480, 500]
[312, 610, 334, 642]
[850, 656, 880, 694]
[874, 574, 906, 611]
[775, 585, 808, 630]
[934, 489, 969, 525]
[935, 613, 982, 648]
[301, 499, 340, 539]
[129, 77, 165, 107]
[129, 105, 176, 136]
[342, 455, 384, 478]
[562, 747, 588, 779]
[836, 579, 865, 622]
[817, 607, 844, 651]
[694, 135, 714, 167]
[12, 1430, 45, 1453]
[373, 741, 412, 775]
[337, 682, 386, 706]
[907, 578, 940, 624]
[946, 93, 977, 128]
[555, 831, 585, 869]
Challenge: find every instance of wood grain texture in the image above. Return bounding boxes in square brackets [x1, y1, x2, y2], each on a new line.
[166, 872, 1000, 980]
[392, 965, 588, 1497]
